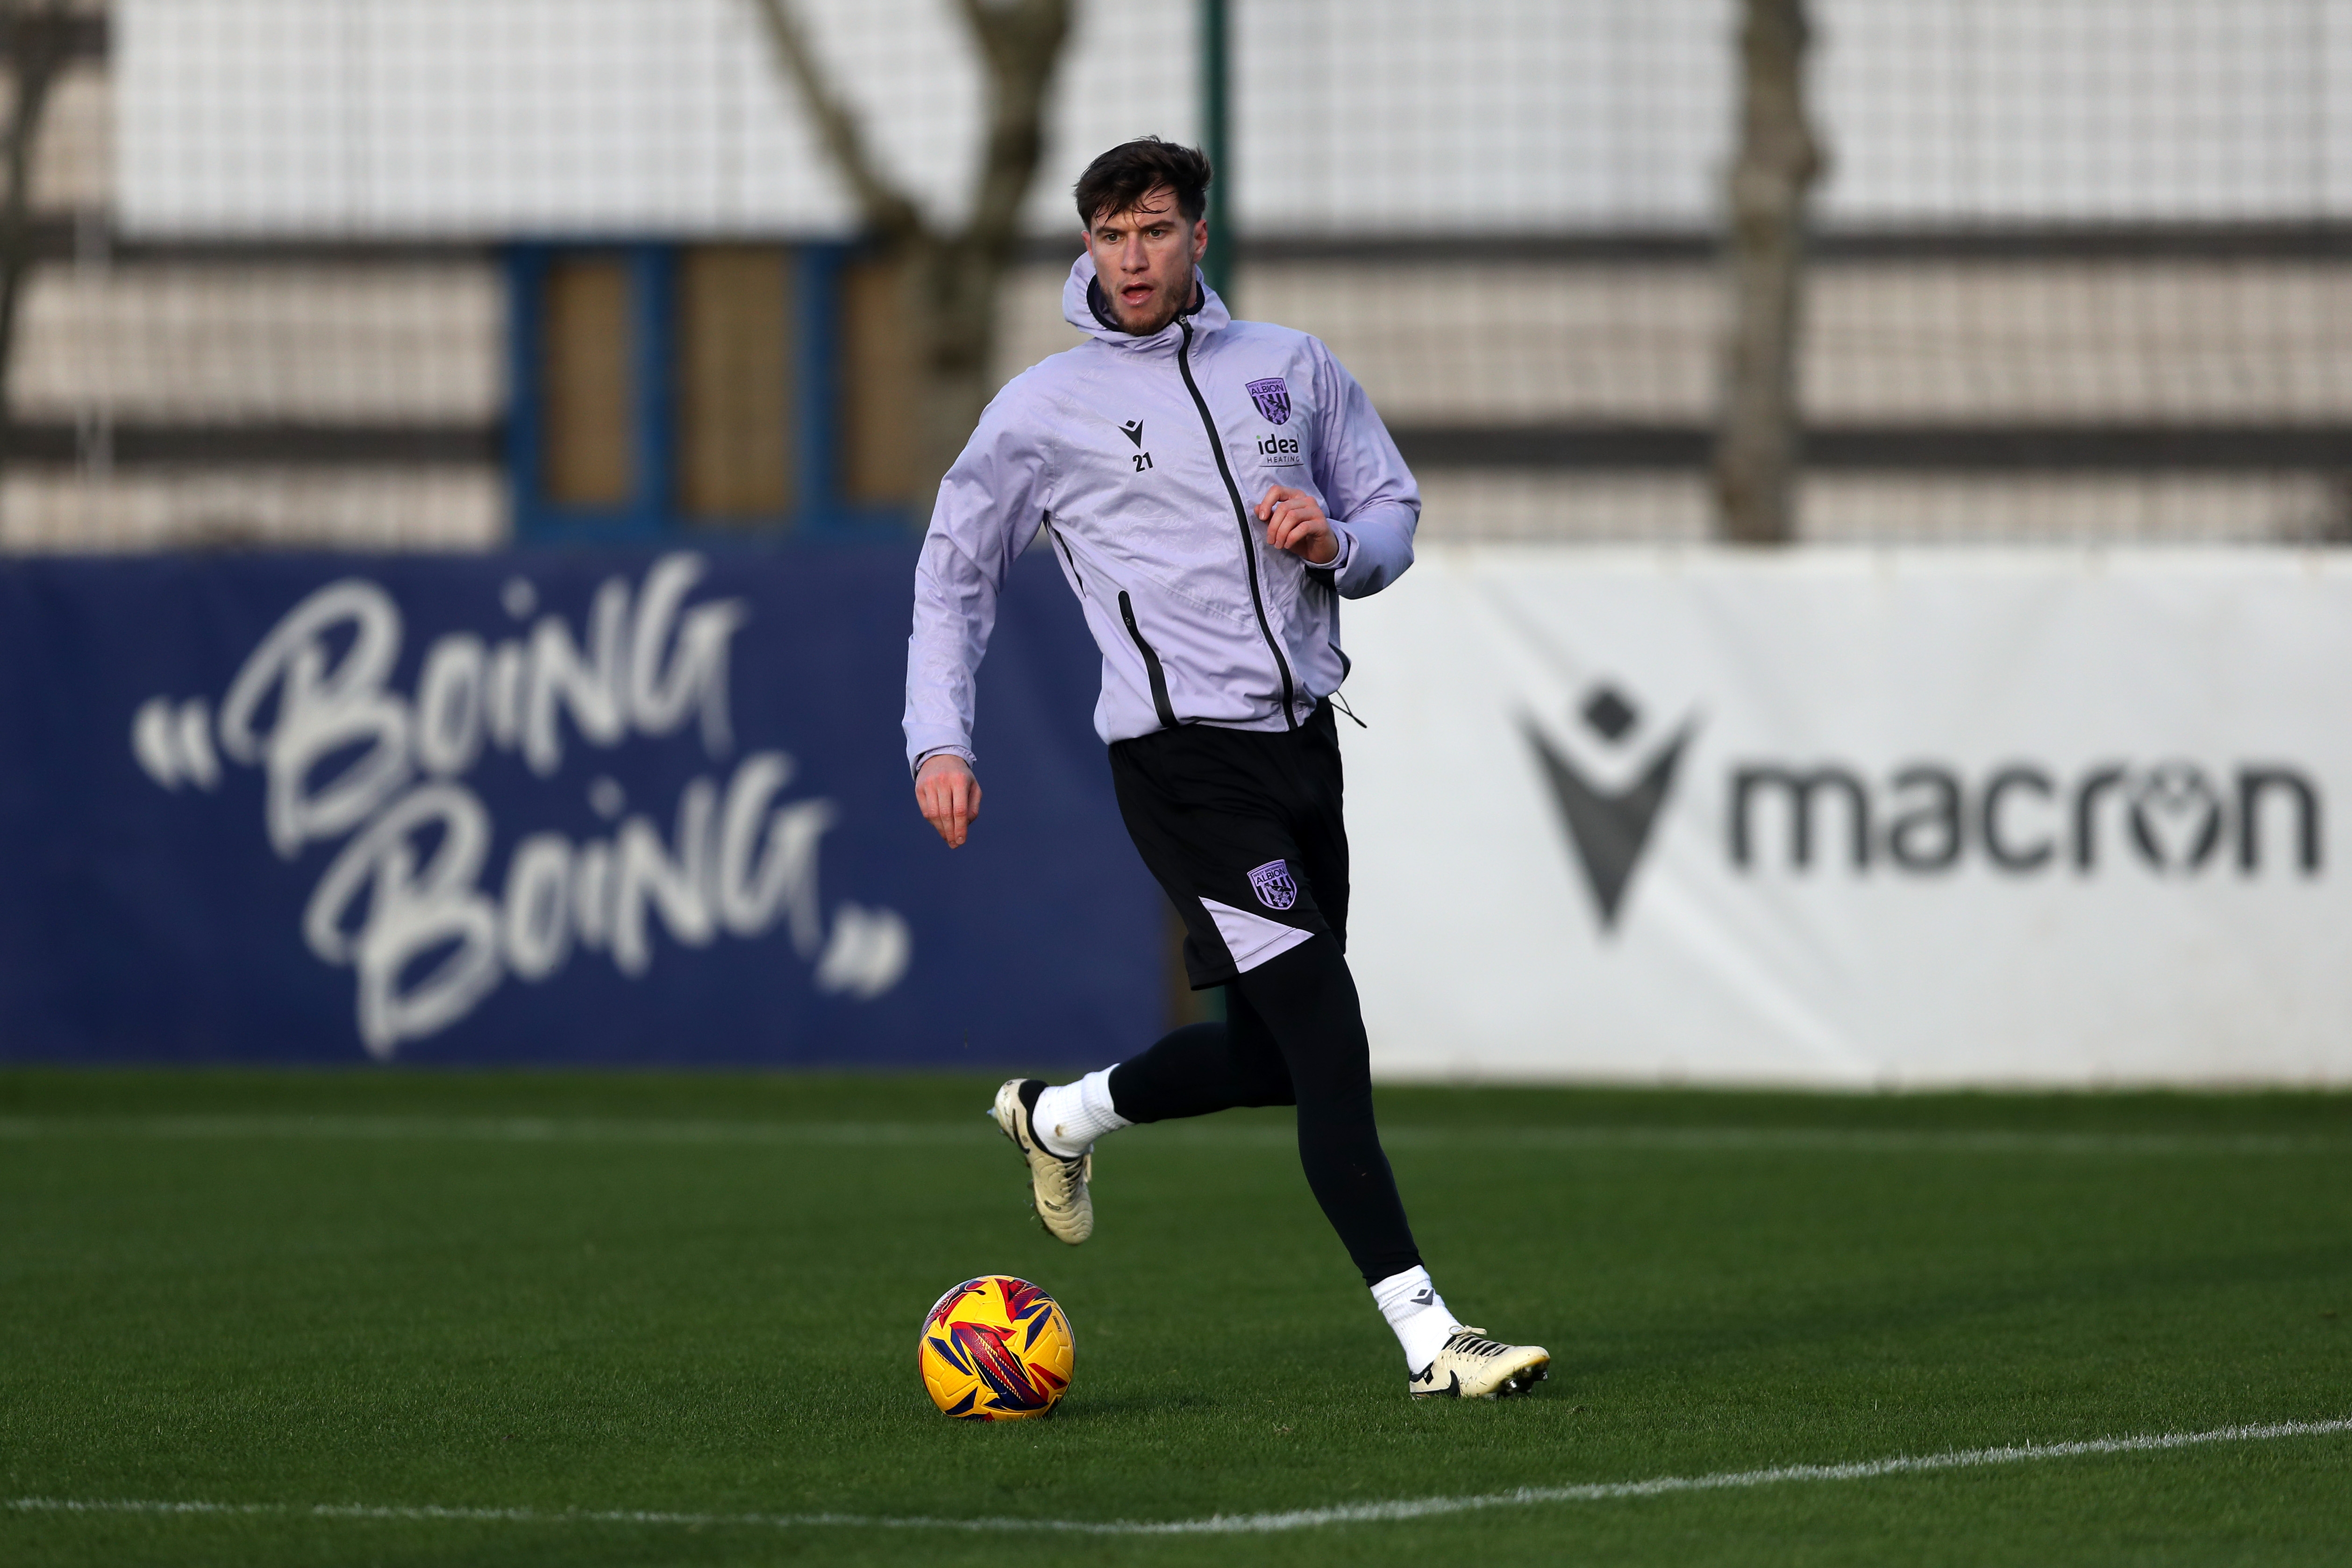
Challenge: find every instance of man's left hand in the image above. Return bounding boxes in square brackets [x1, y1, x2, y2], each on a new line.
[1255, 485, 1339, 566]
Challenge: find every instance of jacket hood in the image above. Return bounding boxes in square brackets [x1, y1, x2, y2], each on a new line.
[1062, 251, 1231, 349]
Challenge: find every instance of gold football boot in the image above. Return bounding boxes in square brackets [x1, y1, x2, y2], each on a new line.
[989, 1078, 1094, 1244]
[1408, 1327, 1551, 1399]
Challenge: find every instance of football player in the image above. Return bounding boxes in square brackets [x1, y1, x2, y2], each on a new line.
[904, 138, 1547, 1400]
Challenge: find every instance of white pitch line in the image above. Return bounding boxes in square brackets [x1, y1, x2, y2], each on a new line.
[8, 1418, 2348, 1537]
[0, 1114, 2343, 1157]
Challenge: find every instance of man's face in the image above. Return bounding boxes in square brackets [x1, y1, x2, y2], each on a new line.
[1083, 186, 1209, 336]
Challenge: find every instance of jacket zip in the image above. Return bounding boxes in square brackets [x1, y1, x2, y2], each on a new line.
[1116, 591, 1179, 730]
[1177, 317, 1297, 731]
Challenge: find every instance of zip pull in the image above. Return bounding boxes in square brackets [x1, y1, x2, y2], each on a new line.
[1329, 692, 1368, 729]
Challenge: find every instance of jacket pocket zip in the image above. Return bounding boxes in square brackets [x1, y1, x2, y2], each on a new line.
[1046, 517, 1084, 591]
[1117, 590, 1180, 730]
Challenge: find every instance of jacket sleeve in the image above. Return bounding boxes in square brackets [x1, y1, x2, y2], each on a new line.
[903, 382, 1050, 775]
[1310, 341, 1419, 599]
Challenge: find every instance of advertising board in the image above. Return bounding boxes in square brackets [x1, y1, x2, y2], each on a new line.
[0, 547, 1160, 1068]
[1341, 548, 2349, 1086]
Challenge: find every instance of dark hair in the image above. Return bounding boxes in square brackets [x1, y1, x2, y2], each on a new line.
[1073, 137, 1212, 228]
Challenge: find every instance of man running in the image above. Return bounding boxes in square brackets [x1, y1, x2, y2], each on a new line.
[902, 138, 1548, 1400]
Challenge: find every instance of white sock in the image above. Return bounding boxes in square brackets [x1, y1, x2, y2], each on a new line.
[1371, 1265, 1462, 1373]
[1031, 1068, 1129, 1158]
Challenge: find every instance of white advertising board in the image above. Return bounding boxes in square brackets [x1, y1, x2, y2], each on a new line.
[1340, 548, 2352, 1087]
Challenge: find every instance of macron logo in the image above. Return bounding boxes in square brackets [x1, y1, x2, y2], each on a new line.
[1523, 683, 1694, 933]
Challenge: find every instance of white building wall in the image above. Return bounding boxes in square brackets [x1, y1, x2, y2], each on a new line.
[115, 0, 1196, 237]
[115, 0, 2352, 237]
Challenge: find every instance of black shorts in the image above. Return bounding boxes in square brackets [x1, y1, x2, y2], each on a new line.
[1108, 699, 1349, 990]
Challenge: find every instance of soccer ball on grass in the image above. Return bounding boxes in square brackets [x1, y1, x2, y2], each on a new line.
[918, 1275, 1073, 1420]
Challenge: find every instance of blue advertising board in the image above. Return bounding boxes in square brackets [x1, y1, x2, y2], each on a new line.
[0, 546, 1163, 1068]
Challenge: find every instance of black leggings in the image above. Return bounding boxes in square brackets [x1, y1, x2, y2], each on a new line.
[1107, 934, 1422, 1285]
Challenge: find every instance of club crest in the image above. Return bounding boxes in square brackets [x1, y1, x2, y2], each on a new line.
[1247, 858, 1298, 911]
[1246, 377, 1291, 425]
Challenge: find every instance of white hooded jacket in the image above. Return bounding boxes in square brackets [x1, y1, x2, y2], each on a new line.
[903, 253, 1420, 771]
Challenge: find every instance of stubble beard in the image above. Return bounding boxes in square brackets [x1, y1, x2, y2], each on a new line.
[1114, 270, 1196, 337]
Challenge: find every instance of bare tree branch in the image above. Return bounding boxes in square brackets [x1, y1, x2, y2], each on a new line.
[1713, 0, 1823, 545]
[744, 0, 923, 244]
[957, 0, 1069, 264]
[749, 0, 1075, 510]
[0, 0, 75, 466]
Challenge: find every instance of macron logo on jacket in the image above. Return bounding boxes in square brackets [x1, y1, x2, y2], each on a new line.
[903, 254, 1421, 773]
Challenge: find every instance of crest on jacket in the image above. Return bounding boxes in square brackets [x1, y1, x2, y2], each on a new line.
[1247, 858, 1299, 911]
[1246, 378, 1291, 425]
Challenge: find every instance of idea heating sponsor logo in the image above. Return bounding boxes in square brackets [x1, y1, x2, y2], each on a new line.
[1525, 681, 2324, 936]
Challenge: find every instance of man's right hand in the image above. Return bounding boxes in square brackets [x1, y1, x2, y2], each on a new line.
[915, 753, 983, 848]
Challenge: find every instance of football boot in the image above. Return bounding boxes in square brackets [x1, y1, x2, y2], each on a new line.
[989, 1077, 1094, 1244]
[1408, 1326, 1551, 1399]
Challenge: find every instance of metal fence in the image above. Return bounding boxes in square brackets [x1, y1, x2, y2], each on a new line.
[3, 0, 2347, 549]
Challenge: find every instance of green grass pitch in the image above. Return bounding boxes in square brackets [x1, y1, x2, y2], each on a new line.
[3, 1069, 2349, 1566]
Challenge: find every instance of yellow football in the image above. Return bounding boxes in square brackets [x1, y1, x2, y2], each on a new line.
[918, 1275, 1074, 1420]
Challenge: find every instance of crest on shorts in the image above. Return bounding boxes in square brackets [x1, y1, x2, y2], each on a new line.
[1246, 377, 1291, 425]
[1247, 858, 1299, 911]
